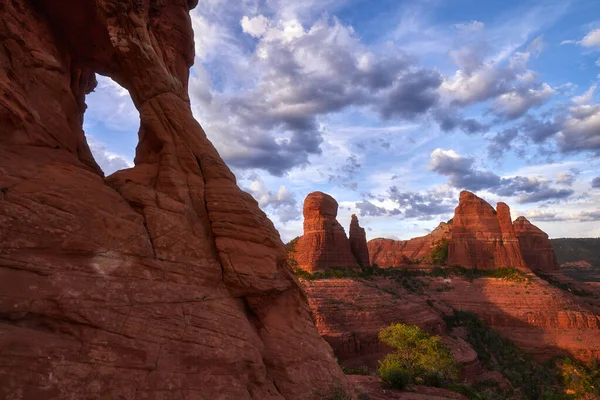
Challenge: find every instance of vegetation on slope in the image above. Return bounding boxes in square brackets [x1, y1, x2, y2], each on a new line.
[445, 311, 600, 400]
[533, 270, 594, 297]
[550, 238, 600, 267]
[378, 323, 459, 389]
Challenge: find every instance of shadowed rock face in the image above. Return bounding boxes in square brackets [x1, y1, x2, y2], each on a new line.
[514, 217, 559, 271]
[0, 1, 349, 399]
[368, 222, 452, 267]
[349, 214, 370, 266]
[447, 191, 526, 270]
[293, 192, 360, 273]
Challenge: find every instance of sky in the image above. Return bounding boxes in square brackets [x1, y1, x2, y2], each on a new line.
[83, 0, 600, 243]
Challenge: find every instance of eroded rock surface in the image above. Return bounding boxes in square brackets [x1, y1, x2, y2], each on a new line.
[447, 191, 526, 270]
[368, 222, 452, 267]
[293, 192, 360, 273]
[514, 217, 559, 271]
[0, 1, 349, 399]
[349, 214, 370, 266]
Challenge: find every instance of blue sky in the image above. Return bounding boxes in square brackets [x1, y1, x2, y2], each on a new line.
[84, 0, 600, 242]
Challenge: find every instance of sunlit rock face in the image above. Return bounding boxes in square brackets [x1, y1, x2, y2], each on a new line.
[349, 214, 370, 267]
[447, 191, 527, 270]
[368, 222, 452, 267]
[0, 1, 350, 399]
[292, 192, 360, 273]
[514, 216, 559, 271]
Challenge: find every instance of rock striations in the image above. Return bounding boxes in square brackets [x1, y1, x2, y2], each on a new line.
[447, 192, 526, 270]
[368, 222, 452, 267]
[514, 217, 559, 271]
[293, 192, 360, 273]
[0, 1, 349, 399]
[349, 214, 370, 266]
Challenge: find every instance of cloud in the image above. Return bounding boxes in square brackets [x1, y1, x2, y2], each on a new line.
[581, 28, 600, 48]
[355, 200, 396, 217]
[329, 155, 362, 187]
[244, 175, 301, 223]
[487, 128, 519, 159]
[579, 210, 600, 221]
[519, 115, 561, 143]
[556, 168, 580, 186]
[190, 13, 444, 175]
[572, 83, 597, 105]
[434, 108, 489, 135]
[429, 149, 575, 203]
[379, 70, 443, 120]
[429, 149, 500, 191]
[387, 187, 455, 220]
[454, 21, 484, 32]
[557, 105, 600, 154]
[241, 15, 269, 37]
[592, 176, 600, 188]
[492, 82, 554, 120]
[526, 210, 567, 222]
[87, 138, 133, 176]
[516, 187, 574, 204]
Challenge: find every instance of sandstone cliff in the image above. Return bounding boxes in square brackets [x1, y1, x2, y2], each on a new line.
[514, 217, 559, 271]
[0, 1, 349, 399]
[368, 222, 452, 267]
[293, 192, 360, 273]
[447, 191, 526, 270]
[349, 214, 370, 266]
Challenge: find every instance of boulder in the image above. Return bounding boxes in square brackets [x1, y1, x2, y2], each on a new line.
[514, 217, 559, 271]
[293, 192, 360, 273]
[0, 1, 349, 399]
[349, 214, 370, 266]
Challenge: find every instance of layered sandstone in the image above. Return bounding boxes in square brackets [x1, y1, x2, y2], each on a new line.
[447, 192, 526, 270]
[302, 278, 446, 368]
[429, 275, 600, 361]
[293, 192, 360, 273]
[514, 217, 559, 271]
[349, 214, 370, 266]
[0, 1, 349, 399]
[368, 222, 452, 267]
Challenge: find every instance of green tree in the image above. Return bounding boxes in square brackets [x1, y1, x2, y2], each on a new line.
[377, 323, 458, 389]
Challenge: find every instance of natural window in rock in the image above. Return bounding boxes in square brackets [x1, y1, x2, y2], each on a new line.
[83, 75, 139, 176]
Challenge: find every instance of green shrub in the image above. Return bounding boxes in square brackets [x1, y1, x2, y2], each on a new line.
[377, 323, 459, 388]
[534, 270, 593, 297]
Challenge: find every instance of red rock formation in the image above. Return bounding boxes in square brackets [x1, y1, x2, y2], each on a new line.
[349, 214, 370, 266]
[303, 278, 446, 368]
[447, 191, 526, 270]
[0, 1, 349, 399]
[293, 192, 360, 273]
[368, 222, 452, 267]
[514, 217, 559, 271]
[429, 275, 600, 362]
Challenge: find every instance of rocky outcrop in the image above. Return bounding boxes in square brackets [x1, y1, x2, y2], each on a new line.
[447, 192, 526, 270]
[293, 192, 360, 273]
[368, 222, 452, 267]
[429, 275, 600, 362]
[514, 217, 559, 271]
[302, 278, 446, 369]
[0, 1, 349, 399]
[349, 214, 370, 266]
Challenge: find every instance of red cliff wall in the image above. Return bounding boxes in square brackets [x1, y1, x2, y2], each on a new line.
[368, 222, 452, 267]
[0, 1, 349, 399]
[514, 217, 560, 271]
[447, 191, 526, 270]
